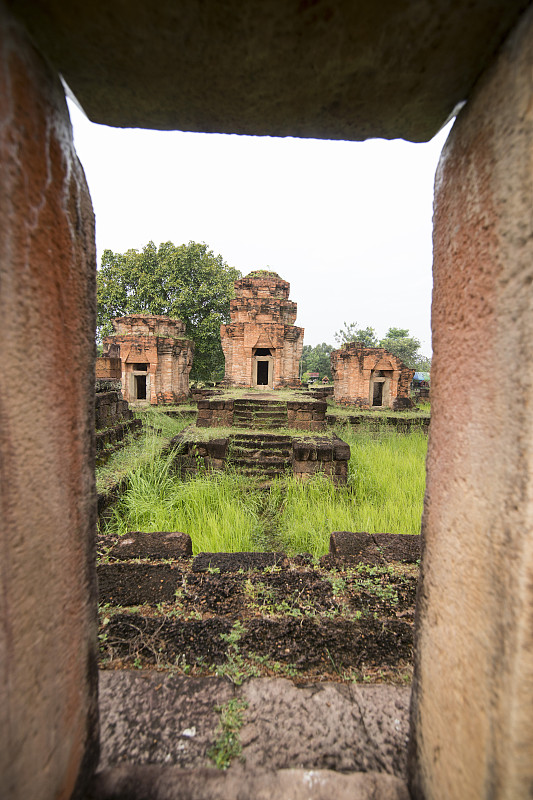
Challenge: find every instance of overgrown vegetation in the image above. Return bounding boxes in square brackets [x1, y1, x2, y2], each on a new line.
[101, 417, 427, 557]
[96, 409, 189, 494]
[106, 465, 262, 552]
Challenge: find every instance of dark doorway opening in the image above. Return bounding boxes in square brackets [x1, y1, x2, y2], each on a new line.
[373, 382, 383, 406]
[257, 361, 269, 385]
[135, 374, 147, 400]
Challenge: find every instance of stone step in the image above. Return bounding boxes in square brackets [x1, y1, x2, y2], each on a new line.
[233, 416, 287, 422]
[230, 447, 291, 458]
[233, 400, 287, 409]
[233, 421, 285, 429]
[231, 442, 291, 453]
[231, 433, 292, 443]
[230, 455, 291, 469]
[95, 671, 410, 798]
[233, 414, 288, 424]
[93, 766, 409, 800]
[237, 468, 291, 478]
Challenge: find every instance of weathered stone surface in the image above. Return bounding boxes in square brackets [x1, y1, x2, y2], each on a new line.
[97, 563, 182, 605]
[98, 671, 233, 769]
[192, 552, 288, 573]
[240, 679, 410, 776]
[103, 315, 194, 404]
[409, 7, 533, 798]
[12, 1, 529, 143]
[221, 272, 303, 388]
[292, 435, 350, 485]
[0, 3, 98, 797]
[95, 418, 142, 455]
[331, 343, 414, 409]
[329, 533, 421, 565]
[91, 766, 409, 800]
[373, 534, 420, 563]
[96, 671, 410, 795]
[329, 532, 379, 560]
[107, 532, 193, 560]
[95, 356, 121, 380]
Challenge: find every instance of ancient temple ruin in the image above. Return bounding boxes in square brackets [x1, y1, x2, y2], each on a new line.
[102, 315, 194, 404]
[220, 271, 304, 389]
[330, 342, 414, 409]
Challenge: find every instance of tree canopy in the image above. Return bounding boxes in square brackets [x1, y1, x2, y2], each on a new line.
[300, 342, 333, 380]
[378, 327, 430, 370]
[334, 321, 378, 348]
[331, 321, 431, 370]
[97, 241, 241, 382]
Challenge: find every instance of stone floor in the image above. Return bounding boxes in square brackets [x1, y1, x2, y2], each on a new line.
[90, 670, 411, 799]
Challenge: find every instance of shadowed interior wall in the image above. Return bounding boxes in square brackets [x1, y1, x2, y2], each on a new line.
[409, 6, 533, 798]
[0, 3, 99, 797]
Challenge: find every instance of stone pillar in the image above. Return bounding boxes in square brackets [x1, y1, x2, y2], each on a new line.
[409, 6, 533, 799]
[0, 4, 99, 798]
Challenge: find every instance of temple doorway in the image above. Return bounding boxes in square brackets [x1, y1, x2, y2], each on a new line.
[253, 348, 274, 389]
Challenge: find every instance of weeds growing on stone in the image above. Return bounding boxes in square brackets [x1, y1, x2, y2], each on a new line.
[208, 698, 249, 769]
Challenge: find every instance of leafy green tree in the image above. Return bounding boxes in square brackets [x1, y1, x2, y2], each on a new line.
[334, 321, 378, 348]
[300, 342, 334, 380]
[379, 327, 429, 369]
[97, 241, 241, 382]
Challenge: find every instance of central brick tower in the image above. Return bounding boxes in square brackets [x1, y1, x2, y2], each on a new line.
[220, 271, 304, 388]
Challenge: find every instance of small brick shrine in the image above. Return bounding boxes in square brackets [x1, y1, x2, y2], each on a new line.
[102, 315, 194, 404]
[220, 271, 304, 389]
[330, 342, 414, 410]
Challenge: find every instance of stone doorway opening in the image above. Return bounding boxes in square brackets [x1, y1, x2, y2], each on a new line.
[135, 374, 147, 400]
[372, 381, 383, 406]
[253, 348, 274, 389]
[370, 370, 392, 407]
[129, 362, 150, 402]
[256, 361, 269, 385]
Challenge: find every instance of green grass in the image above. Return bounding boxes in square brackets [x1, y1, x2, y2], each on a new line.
[101, 419, 427, 557]
[103, 461, 263, 553]
[271, 423, 427, 557]
[96, 409, 189, 494]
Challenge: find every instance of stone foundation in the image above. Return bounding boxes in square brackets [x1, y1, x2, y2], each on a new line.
[170, 430, 349, 484]
[95, 391, 142, 462]
[196, 396, 327, 431]
[292, 436, 350, 484]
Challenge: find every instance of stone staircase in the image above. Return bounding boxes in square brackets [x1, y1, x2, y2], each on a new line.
[233, 398, 288, 429]
[229, 432, 292, 479]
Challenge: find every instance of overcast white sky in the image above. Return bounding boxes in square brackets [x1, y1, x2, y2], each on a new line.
[69, 100, 452, 357]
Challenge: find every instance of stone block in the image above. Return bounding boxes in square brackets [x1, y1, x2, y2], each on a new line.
[206, 438, 229, 459]
[192, 552, 288, 573]
[334, 442, 351, 460]
[108, 532, 193, 560]
[97, 563, 182, 605]
[373, 533, 420, 563]
[329, 532, 377, 559]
